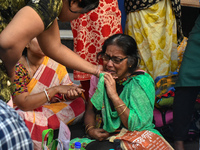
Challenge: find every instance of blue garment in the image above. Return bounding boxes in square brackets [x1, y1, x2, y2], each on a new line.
[117, 0, 126, 33]
[0, 100, 33, 150]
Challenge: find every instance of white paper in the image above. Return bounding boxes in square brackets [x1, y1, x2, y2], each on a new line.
[58, 121, 71, 150]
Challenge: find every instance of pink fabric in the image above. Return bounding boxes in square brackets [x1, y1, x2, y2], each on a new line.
[7, 97, 13, 108]
[89, 75, 99, 99]
[153, 108, 173, 127]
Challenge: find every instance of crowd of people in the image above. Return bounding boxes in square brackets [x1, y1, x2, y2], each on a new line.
[0, 0, 198, 149]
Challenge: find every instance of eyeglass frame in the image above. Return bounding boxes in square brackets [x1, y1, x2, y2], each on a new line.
[102, 53, 128, 64]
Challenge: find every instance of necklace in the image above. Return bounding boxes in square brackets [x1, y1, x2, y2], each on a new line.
[26, 57, 32, 78]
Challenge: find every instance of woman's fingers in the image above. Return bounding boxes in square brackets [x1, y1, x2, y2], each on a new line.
[66, 87, 84, 98]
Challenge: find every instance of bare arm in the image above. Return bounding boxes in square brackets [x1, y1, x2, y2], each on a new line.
[37, 20, 99, 77]
[0, 6, 99, 81]
[0, 6, 44, 80]
[84, 100, 96, 128]
[84, 100, 109, 141]
[14, 85, 84, 111]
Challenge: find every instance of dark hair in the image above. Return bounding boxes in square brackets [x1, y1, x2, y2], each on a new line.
[68, 0, 99, 14]
[98, 34, 140, 74]
[22, 47, 27, 57]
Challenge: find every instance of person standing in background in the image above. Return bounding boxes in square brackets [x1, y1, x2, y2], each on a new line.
[124, 0, 184, 79]
[173, 13, 200, 150]
[70, 0, 122, 101]
[117, 0, 126, 33]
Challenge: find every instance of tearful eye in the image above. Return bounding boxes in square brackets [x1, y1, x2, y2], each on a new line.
[112, 58, 122, 63]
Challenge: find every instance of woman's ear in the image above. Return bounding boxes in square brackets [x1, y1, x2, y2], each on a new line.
[26, 41, 31, 49]
[69, 0, 80, 11]
[70, 0, 77, 6]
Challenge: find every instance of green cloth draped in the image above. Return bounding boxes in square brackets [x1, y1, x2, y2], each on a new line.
[91, 73, 161, 136]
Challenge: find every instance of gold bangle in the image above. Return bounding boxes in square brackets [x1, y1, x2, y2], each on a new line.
[86, 125, 94, 134]
[119, 106, 127, 116]
[85, 124, 90, 130]
[115, 104, 126, 109]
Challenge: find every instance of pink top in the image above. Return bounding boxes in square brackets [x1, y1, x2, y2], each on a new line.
[7, 97, 13, 108]
[89, 75, 99, 99]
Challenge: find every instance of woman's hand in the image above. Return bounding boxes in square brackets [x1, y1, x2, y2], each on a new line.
[95, 65, 104, 78]
[57, 84, 85, 100]
[88, 128, 110, 141]
[104, 72, 119, 100]
[64, 84, 84, 100]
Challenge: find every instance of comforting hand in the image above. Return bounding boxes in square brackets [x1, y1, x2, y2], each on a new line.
[95, 65, 104, 78]
[88, 128, 110, 141]
[64, 84, 84, 100]
[56, 84, 85, 100]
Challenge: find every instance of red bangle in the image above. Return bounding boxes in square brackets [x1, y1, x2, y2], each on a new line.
[63, 94, 73, 101]
[62, 94, 67, 101]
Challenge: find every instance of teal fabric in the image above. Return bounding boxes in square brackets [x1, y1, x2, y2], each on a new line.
[176, 15, 200, 87]
[91, 73, 162, 136]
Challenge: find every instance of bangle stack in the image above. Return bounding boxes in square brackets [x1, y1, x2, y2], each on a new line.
[115, 104, 126, 109]
[85, 124, 95, 134]
[44, 88, 51, 102]
[119, 106, 127, 116]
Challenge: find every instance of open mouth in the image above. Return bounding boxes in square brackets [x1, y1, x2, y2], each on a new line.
[105, 70, 115, 74]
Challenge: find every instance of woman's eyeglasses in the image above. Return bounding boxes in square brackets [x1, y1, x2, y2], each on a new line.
[102, 54, 128, 64]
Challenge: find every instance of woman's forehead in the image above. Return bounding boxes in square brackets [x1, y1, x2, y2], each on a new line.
[105, 45, 125, 55]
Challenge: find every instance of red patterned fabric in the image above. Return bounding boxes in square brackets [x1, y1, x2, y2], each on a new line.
[71, 0, 122, 81]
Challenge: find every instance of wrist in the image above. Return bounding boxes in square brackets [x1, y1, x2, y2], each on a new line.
[85, 125, 95, 134]
[51, 86, 59, 94]
[94, 65, 101, 77]
[110, 95, 120, 102]
[44, 88, 51, 102]
[87, 128, 95, 136]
